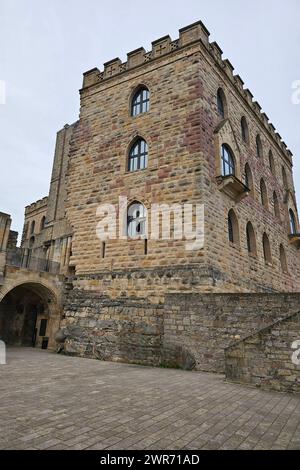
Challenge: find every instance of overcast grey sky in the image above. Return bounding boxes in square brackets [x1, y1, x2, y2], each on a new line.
[1, 0, 299, 238]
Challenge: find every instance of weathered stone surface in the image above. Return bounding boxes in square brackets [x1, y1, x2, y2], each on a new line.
[225, 311, 300, 393]
[62, 290, 164, 367]
[61, 289, 300, 392]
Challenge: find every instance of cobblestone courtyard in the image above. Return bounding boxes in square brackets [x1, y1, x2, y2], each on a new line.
[1, 347, 300, 450]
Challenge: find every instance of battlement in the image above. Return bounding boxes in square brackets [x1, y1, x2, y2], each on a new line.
[81, 20, 293, 163]
[0, 211, 11, 220]
[82, 20, 209, 88]
[25, 196, 48, 215]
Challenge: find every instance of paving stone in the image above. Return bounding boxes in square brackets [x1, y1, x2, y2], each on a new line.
[1, 347, 299, 450]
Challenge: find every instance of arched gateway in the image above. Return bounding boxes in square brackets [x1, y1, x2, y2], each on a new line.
[0, 282, 61, 350]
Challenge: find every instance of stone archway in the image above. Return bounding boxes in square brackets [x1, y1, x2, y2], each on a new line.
[0, 282, 61, 350]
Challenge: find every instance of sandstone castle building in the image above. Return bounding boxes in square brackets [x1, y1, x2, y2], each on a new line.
[1, 21, 300, 392]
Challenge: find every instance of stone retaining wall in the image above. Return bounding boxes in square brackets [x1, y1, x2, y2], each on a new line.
[225, 312, 300, 393]
[162, 292, 300, 372]
[63, 290, 163, 366]
[63, 290, 300, 378]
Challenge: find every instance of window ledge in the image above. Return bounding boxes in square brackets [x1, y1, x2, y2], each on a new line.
[125, 167, 148, 175]
[130, 111, 149, 119]
[127, 236, 147, 241]
[288, 233, 300, 249]
[216, 175, 250, 202]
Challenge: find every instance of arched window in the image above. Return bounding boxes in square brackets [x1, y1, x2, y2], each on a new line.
[40, 216, 46, 231]
[282, 166, 288, 190]
[256, 135, 263, 158]
[289, 209, 297, 235]
[260, 179, 268, 209]
[128, 138, 148, 172]
[246, 222, 256, 255]
[221, 144, 235, 176]
[241, 116, 249, 143]
[228, 210, 239, 245]
[280, 244, 288, 273]
[131, 86, 150, 116]
[217, 88, 227, 118]
[244, 163, 254, 195]
[29, 236, 35, 249]
[269, 151, 275, 176]
[273, 192, 280, 219]
[262, 233, 272, 264]
[30, 220, 35, 234]
[127, 202, 147, 238]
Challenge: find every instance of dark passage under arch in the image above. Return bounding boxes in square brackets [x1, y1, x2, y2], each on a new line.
[0, 283, 58, 348]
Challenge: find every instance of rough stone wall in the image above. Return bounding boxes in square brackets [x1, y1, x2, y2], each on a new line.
[62, 289, 163, 366]
[7, 231, 18, 249]
[225, 312, 300, 393]
[71, 265, 226, 305]
[62, 290, 300, 374]
[162, 293, 300, 373]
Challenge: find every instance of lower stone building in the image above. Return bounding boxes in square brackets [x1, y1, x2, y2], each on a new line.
[0, 21, 300, 392]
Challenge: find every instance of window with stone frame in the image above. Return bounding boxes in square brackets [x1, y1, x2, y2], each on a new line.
[282, 166, 288, 190]
[269, 150, 276, 176]
[221, 144, 235, 177]
[280, 244, 288, 273]
[260, 179, 268, 209]
[273, 192, 281, 220]
[256, 134, 263, 158]
[244, 163, 254, 195]
[217, 88, 227, 119]
[241, 116, 249, 143]
[289, 209, 297, 235]
[40, 216, 46, 231]
[127, 202, 147, 238]
[131, 86, 150, 116]
[263, 233, 272, 264]
[246, 222, 256, 255]
[128, 138, 148, 172]
[30, 220, 35, 235]
[228, 209, 239, 245]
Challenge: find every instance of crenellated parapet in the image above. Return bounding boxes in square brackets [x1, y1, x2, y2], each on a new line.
[25, 196, 48, 216]
[81, 20, 293, 163]
[82, 21, 209, 89]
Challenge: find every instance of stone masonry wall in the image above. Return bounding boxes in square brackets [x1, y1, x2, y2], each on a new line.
[62, 290, 300, 376]
[225, 312, 300, 393]
[162, 293, 300, 373]
[63, 289, 164, 366]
